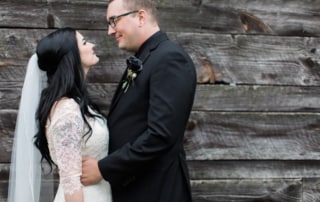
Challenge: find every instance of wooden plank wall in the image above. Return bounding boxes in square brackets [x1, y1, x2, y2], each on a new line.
[1, 0, 320, 201]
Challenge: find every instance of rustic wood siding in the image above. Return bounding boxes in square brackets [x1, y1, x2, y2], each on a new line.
[0, 0, 319, 201]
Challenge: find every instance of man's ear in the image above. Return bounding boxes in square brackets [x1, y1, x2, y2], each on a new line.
[137, 9, 147, 26]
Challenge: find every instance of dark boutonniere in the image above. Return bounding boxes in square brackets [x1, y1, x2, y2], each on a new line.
[122, 55, 143, 93]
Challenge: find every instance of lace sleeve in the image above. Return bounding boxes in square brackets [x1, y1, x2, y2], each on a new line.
[49, 99, 85, 197]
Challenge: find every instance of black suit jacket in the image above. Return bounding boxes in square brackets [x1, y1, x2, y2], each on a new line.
[99, 31, 197, 202]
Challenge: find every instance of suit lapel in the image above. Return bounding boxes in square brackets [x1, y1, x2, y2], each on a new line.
[107, 69, 127, 117]
[107, 31, 169, 118]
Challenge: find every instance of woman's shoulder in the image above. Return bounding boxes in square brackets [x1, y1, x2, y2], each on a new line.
[55, 97, 79, 108]
[50, 97, 80, 118]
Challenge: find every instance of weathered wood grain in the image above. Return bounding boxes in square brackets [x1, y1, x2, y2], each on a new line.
[303, 178, 320, 202]
[2, 83, 320, 112]
[0, 181, 57, 202]
[1, 111, 320, 162]
[0, 0, 199, 6]
[2, 161, 320, 182]
[191, 179, 302, 202]
[185, 111, 320, 160]
[1, 0, 320, 36]
[0, 110, 16, 163]
[0, 163, 57, 202]
[178, 33, 320, 86]
[0, 179, 306, 202]
[203, 0, 320, 37]
[1, 29, 319, 85]
[2, 161, 320, 181]
[192, 85, 320, 112]
[1, 163, 318, 201]
[0, 182, 8, 202]
[187, 160, 320, 179]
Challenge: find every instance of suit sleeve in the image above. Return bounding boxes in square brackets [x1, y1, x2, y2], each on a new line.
[99, 48, 196, 187]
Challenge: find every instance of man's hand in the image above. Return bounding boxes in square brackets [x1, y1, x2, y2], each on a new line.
[81, 156, 103, 186]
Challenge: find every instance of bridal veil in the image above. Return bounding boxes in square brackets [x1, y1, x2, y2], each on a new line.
[7, 54, 54, 202]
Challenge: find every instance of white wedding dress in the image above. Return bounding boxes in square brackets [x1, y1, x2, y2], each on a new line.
[46, 98, 112, 202]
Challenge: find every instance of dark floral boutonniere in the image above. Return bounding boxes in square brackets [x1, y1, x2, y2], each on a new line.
[122, 55, 143, 93]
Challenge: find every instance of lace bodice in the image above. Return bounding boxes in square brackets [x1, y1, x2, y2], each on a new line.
[46, 98, 109, 199]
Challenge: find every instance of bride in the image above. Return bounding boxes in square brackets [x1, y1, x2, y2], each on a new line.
[8, 27, 112, 202]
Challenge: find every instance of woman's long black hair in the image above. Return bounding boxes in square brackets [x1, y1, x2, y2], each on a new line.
[34, 27, 103, 169]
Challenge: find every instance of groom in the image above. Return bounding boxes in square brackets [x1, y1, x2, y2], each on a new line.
[81, 0, 197, 201]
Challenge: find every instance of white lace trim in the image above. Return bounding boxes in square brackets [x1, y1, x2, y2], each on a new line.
[47, 98, 84, 195]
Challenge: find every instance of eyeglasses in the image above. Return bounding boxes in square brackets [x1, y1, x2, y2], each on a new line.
[107, 10, 139, 28]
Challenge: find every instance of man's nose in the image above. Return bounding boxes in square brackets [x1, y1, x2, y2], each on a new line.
[107, 26, 115, 35]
